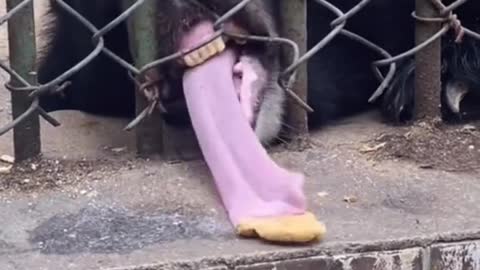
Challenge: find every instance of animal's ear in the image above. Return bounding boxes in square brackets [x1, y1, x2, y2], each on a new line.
[237, 0, 279, 37]
[152, 2, 186, 56]
[203, 0, 279, 37]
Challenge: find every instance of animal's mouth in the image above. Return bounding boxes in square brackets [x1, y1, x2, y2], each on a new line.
[444, 80, 480, 119]
[178, 21, 265, 129]
[180, 21, 306, 225]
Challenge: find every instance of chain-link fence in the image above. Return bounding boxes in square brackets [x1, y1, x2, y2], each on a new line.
[0, 0, 478, 162]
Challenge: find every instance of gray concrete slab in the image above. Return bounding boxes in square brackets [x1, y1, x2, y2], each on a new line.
[0, 107, 479, 269]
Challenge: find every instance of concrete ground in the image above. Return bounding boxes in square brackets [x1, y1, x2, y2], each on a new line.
[1, 106, 480, 270]
[1, 1, 480, 270]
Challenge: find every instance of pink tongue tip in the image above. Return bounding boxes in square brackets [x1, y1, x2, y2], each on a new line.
[182, 48, 307, 226]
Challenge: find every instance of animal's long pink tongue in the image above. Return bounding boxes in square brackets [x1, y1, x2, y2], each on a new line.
[182, 49, 306, 226]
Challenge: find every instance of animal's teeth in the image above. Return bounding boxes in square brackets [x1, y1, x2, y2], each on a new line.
[233, 38, 247, 45]
[212, 37, 226, 52]
[184, 54, 196, 67]
[204, 43, 217, 58]
[183, 37, 226, 67]
[198, 46, 211, 62]
[190, 51, 203, 65]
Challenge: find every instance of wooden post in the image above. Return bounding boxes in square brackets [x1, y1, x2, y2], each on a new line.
[122, 0, 166, 157]
[121, 0, 201, 160]
[6, 0, 41, 161]
[279, 0, 309, 141]
[415, 0, 442, 121]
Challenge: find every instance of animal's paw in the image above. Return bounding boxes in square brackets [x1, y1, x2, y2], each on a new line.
[137, 71, 191, 126]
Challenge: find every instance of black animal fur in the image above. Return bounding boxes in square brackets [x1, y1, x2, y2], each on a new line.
[307, 0, 480, 127]
[38, 0, 480, 145]
[38, 0, 292, 144]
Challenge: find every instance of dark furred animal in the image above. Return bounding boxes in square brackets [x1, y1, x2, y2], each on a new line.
[307, 0, 480, 127]
[38, 0, 480, 147]
[38, 0, 286, 145]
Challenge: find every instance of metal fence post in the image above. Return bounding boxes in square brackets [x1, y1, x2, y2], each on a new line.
[415, 0, 442, 121]
[6, 0, 40, 162]
[280, 0, 309, 140]
[122, 0, 166, 157]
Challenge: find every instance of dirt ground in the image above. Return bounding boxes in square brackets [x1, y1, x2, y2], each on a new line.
[363, 119, 480, 172]
[0, 157, 120, 192]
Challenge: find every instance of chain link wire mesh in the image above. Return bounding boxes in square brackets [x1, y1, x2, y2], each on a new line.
[0, 0, 479, 160]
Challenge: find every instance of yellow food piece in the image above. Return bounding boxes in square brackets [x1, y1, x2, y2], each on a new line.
[236, 212, 326, 243]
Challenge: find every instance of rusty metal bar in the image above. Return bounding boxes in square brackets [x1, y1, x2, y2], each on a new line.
[415, 0, 442, 121]
[122, 0, 166, 157]
[6, 0, 40, 161]
[279, 0, 309, 140]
